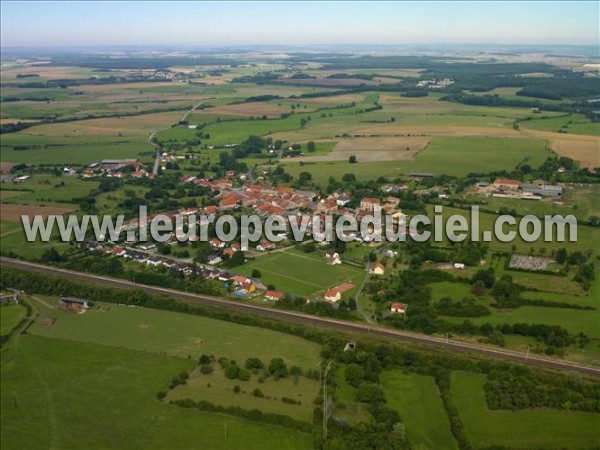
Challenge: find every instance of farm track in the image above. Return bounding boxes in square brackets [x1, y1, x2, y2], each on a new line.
[2, 257, 600, 377]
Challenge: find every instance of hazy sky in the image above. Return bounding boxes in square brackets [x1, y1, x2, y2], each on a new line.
[1, 1, 598, 47]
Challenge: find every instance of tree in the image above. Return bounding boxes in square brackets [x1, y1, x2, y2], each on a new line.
[307, 141, 316, 152]
[472, 269, 495, 288]
[298, 171, 312, 184]
[345, 363, 365, 388]
[251, 269, 262, 278]
[268, 358, 288, 378]
[349, 155, 358, 164]
[245, 358, 264, 370]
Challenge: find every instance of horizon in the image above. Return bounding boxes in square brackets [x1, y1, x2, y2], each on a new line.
[1, 1, 599, 48]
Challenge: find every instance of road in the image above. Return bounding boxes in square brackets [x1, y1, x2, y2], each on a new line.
[2, 257, 599, 377]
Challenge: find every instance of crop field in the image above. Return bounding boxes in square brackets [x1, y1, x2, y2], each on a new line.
[0, 335, 312, 450]
[520, 130, 600, 169]
[236, 250, 364, 297]
[201, 101, 297, 118]
[168, 364, 320, 422]
[450, 371, 600, 449]
[380, 371, 458, 450]
[29, 300, 321, 368]
[0, 203, 74, 222]
[0, 175, 99, 205]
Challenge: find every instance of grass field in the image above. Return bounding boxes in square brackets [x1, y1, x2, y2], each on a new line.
[282, 135, 551, 184]
[168, 364, 320, 422]
[332, 366, 372, 424]
[236, 249, 364, 297]
[1, 335, 313, 450]
[380, 371, 458, 450]
[450, 371, 600, 449]
[520, 113, 600, 136]
[29, 299, 321, 368]
[0, 304, 27, 335]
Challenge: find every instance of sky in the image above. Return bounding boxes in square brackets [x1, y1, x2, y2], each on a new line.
[1, 1, 599, 48]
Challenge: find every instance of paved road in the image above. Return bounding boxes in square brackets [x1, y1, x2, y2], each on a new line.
[2, 257, 599, 377]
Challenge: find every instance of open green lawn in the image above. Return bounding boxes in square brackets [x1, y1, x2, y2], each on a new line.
[450, 371, 600, 449]
[29, 300, 321, 369]
[380, 371, 458, 450]
[0, 304, 27, 335]
[168, 364, 320, 422]
[1, 335, 312, 450]
[236, 249, 364, 297]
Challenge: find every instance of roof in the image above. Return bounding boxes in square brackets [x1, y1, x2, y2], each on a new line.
[391, 302, 407, 309]
[493, 178, 520, 186]
[265, 290, 284, 300]
[60, 297, 89, 304]
[324, 289, 341, 298]
[361, 197, 380, 204]
[373, 262, 385, 270]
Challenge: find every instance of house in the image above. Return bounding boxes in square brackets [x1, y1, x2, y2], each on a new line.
[264, 290, 284, 301]
[219, 194, 241, 210]
[326, 251, 342, 265]
[360, 197, 380, 211]
[493, 178, 520, 191]
[390, 302, 408, 315]
[223, 248, 235, 258]
[324, 288, 342, 302]
[256, 240, 275, 252]
[59, 297, 92, 313]
[207, 254, 222, 265]
[453, 263, 465, 270]
[209, 238, 226, 249]
[371, 262, 385, 275]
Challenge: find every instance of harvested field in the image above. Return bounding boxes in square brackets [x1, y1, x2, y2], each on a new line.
[0, 162, 16, 173]
[0, 204, 74, 222]
[202, 101, 291, 118]
[353, 124, 525, 138]
[293, 136, 429, 162]
[23, 111, 184, 137]
[509, 255, 555, 272]
[522, 130, 600, 168]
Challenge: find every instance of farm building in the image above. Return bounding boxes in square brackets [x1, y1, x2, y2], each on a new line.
[59, 297, 92, 313]
[521, 183, 563, 197]
[324, 289, 342, 302]
[493, 178, 520, 191]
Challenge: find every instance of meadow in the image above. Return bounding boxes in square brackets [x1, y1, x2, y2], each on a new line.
[0, 304, 27, 336]
[0, 335, 313, 450]
[29, 299, 322, 368]
[380, 371, 458, 450]
[450, 371, 600, 449]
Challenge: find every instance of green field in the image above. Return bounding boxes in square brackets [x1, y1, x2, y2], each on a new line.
[450, 371, 600, 449]
[0, 304, 27, 335]
[236, 249, 364, 297]
[1, 335, 312, 450]
[380, 371, 458, 450]
[168, 364, 320, 422]
[282, 136, 552, 183]
[0, 175, 99, 205]
[520, 113, 600, 136]
[29, 299, 321, 368]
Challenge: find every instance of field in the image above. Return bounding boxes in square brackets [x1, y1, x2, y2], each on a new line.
[0, 304, 27, 335]
[1, 335, 312, 450]
[380, 371, 458, 450]
[520, 113, 600, 136]
[168, 364, 320, 422]
[293, 136, 429, 162]
[450, 371, 600, 449]
[29, 299, 321, 368]
[235, 249, 365, 297]
[0, 203, 74, 222]
[283, 136, 551, 184]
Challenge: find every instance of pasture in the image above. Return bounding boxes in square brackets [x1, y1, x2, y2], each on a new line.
[380, 371, 458, 450]
[450, 371, 600, 449]
[29, 300, 322, 368]
[0, 335, 312, 450]
[0, 304, 27, 336]
[168, 364, 320, 422]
